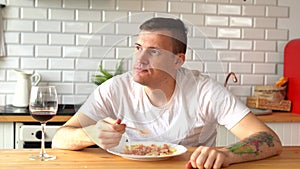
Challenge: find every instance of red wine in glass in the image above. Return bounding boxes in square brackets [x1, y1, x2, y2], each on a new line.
[29, 86, 58, 161]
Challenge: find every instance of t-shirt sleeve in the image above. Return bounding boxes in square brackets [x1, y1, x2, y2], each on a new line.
[77, 79, 116, 122]
[209, 80, 250, 130]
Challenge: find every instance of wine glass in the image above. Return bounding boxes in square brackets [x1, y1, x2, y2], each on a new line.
[29, 86, 58, 161]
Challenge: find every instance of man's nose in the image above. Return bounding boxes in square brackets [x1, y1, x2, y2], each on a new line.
[135, 50, 149, 64]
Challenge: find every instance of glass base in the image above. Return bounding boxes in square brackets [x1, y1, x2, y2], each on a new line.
[29, 153, 56, 161]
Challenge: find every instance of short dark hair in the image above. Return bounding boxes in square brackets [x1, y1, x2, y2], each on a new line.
[139, 17, 188, 54]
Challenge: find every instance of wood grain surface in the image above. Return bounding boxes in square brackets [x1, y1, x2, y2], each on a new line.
[0, 146, 299, 169]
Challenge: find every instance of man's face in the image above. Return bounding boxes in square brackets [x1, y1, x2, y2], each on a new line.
[132, 30, 179, 87]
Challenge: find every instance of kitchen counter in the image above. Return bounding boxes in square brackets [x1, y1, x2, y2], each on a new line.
[1, 104, 300, 123]
[1, 112, 300, 123]
[0, 146, 299, 169]
[0, 104, 76, 122]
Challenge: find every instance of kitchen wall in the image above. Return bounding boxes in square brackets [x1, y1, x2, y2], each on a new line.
[0, 0, 294, 105]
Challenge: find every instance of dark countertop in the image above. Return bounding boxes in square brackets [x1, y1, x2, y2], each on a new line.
[0, 104, 78, 116]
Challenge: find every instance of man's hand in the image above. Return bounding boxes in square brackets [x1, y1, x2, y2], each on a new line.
[94, 117, 126, 149]
[188, 146, 230, 169]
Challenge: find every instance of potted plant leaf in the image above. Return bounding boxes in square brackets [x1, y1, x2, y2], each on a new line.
[93, 59, 124, 86]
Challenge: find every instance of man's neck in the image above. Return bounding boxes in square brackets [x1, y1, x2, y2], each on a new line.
[144, 78, 176, 107]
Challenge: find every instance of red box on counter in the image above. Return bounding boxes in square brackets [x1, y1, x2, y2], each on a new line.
[284, 39, 300, 114]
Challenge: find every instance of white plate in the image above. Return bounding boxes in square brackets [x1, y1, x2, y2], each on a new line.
[107, 141, 187, 161]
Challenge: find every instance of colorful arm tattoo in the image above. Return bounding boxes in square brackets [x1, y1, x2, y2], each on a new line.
[227, 132, 277, 156]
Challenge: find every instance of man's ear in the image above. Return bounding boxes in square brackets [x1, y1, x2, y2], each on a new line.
[174, 53, 185, 68]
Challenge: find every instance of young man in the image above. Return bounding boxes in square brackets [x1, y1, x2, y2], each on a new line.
[52, 17, 282, 169]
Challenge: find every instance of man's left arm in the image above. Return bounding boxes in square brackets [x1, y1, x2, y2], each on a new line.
[188, 112, 282, 169]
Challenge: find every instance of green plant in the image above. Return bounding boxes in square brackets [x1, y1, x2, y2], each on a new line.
[93, 59, 124, 86]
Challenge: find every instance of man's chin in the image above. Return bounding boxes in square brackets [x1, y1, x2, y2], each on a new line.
[133, 74, 147, 85]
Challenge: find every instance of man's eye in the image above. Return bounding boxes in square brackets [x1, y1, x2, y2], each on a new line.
[136, 45, 142, 52]
[149, 49, 160, 56]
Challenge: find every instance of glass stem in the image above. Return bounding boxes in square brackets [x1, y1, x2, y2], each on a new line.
[40, 123, 46, 157]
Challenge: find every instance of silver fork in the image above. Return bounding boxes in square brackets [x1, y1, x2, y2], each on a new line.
[103, 119, 150, 135]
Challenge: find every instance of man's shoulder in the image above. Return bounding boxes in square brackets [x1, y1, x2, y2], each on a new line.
[178, 67, 210, 82]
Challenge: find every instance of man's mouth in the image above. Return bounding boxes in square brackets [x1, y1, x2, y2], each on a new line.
[134, 64, 150, 73]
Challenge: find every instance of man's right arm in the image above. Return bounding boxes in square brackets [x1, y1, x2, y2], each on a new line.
[51, 113, 96, 150]
[52, 113, 126, 150]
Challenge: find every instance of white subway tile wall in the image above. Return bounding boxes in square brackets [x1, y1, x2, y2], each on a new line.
[0, 0, 289, 106]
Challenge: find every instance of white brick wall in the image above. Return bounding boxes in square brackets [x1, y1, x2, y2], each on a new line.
[0, 0, 292, 105]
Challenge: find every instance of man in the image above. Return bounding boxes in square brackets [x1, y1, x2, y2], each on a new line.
[52, 17, 282, 169]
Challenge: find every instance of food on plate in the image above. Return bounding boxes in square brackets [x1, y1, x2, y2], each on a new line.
[123, 143, 177, 156]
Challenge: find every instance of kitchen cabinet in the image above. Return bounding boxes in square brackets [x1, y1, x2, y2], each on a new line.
[0, 122, 14, 149]
[1, 113, 300, 149]
[216, 122, 300, 146]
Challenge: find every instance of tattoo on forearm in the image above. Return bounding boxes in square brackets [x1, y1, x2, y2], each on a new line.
[227, 132, 277, 156]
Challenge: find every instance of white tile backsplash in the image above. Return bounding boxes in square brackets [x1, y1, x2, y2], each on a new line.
[49, 58, 74, 70]
[253, 63, 276, 74]
[20, 58, 47, 69]
[21, 33, 47, 44]
[266, 6, 289, 17]
[254, 17, 276, 28]
[6, 45, 33, 56]
[63, 0, 89, 9]
[218, 4, 241, 15]
[117, 0, 141, 11]
[242, 5, 265, 16]
[76, 10, 101, 21]
[4, 32, 20, 43]
[143, 1, 167, 12]
[35, 20, 61, 33]
[0, 57, 19, 69]
[38, 70, 61, 81]
[194, 3, 217, 14]
[242, 51, 265, 62]
[6, 20, 33, 31]
[169, 1, 193, 13]
[229, 63, 252, 73]
[63, 46, 88, 58]
[35, 0, 62, 8]
[89, 0, 115, 10]
[62, 22, 88, 33]
[62, 71, 88, 82]
[102, 11, 128, 22]
[218, 28, 240, 38]
[89, 22, 115, 34]
[193, 26, 216, 37]
[6, 0, 34, 7]
[265, 52, 282, 63]
[35, 45, 61, 57]
[254, 40, 276, 51]
[206, 39, 228, 49]
[49, 34, 75, 45]
[75, 83, 95, 94]
[230, 16, 252, 27]
[218, 50, 240, 61]
[48, 9, 74, 20]
[20, 7, 47, 19]
[265, 29, 289, 40]
[242, 28, 264, 40]
[2, 7, 19, 19]
[205, 16, 229, 26]
[76, 34, 102, 46]
[0, 0, 291, 105]
[254, 0, 277, 5]
[230, 40, 252, 50]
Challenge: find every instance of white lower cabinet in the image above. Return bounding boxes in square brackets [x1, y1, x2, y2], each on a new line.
[1, 122, 300, 149]
[0, 122, 14, 149]
[216, 122, 300, 146]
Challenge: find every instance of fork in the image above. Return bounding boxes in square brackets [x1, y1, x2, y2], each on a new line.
[103, 119, 150, 135]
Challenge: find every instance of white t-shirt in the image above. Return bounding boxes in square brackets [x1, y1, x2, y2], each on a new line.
[78, 67, 250, 147]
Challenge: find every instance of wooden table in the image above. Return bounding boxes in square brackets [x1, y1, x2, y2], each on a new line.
[0, 146, 299, 169]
